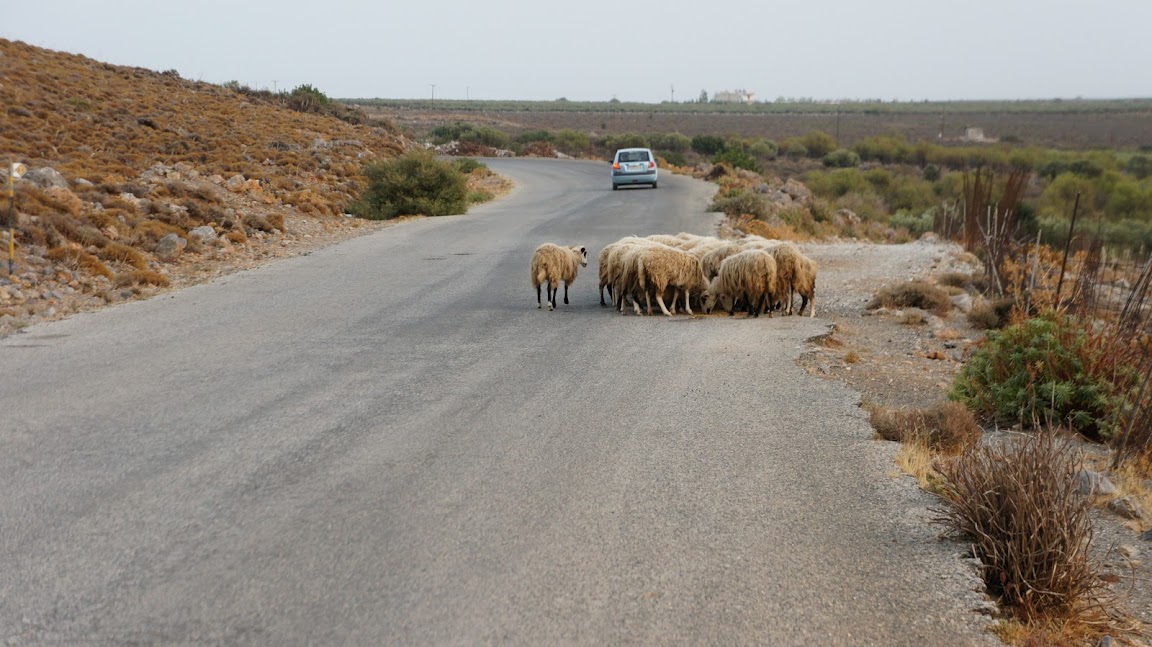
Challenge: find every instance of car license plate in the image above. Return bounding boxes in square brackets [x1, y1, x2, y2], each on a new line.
[627, 163, 643, 172]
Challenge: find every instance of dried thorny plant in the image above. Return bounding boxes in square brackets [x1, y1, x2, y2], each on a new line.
[870, 401, 980, 455]
[932, 432, 1132, 639]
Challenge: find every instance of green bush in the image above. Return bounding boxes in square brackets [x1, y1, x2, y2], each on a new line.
[1125, 154, 1152, 179]
[822, 148, 861, 168]
[889, 209, 934, 236]
[554, 130, 591, 155]
[352, 151, 468, 220]
[658, 150, 688, 167]
[649, 132, 691, 152]
[515, 130, 554, 144]
[453, 158, 485, 174]
[284, 84, 330, 112]
[713, 146, 762, 173]
[429, 123, 510, 148]
[950, 312, 1136, 439]
[799, 130, 837, 158]
[749, 138, 778, 160]
[709, 189, 768, 218]
[783, 141, 808, 159]
[691, 134, 726, 156]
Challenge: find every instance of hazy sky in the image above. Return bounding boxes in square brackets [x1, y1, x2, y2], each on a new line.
[5, 1, 1150, 103]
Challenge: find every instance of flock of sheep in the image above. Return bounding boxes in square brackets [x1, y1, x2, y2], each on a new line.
[530, 233, 817, 318]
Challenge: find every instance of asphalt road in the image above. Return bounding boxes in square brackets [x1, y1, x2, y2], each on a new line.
[0, 159, 995, 645]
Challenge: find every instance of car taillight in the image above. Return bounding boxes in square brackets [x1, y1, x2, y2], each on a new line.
[613, 162, 620, 169]
[648, 161, 655, 169]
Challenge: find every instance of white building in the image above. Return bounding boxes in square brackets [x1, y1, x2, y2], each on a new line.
[713, 89, 757, 104]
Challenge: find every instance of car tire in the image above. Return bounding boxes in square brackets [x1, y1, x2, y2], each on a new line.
[612, 184, 618, 191]
[652, 182, 658, 189]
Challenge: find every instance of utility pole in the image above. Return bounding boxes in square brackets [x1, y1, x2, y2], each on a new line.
[430, 84, 436, 107]
[670, 84, 675, 103]
[272, 79, 279, 93]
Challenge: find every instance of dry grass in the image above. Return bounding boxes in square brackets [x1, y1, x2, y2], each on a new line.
[894, 440, 939, 490]
[45, 246, 114, 279]
[870, 401, 981, 454]
[967, 297, 1015, 330]
[844, 350, 861, 364]
[934, 433, 1122, 636]
[936, 271, 977, 290]
[867, 280, 953, 316]
[114, 270, 170, 288]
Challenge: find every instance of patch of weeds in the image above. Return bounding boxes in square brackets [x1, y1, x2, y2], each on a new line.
[870, 401, 980, 454]
[934, 433, 1133, 642]
[867, 280, 952, 316]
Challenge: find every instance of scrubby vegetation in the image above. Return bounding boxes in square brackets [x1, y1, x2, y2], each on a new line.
[869, 402, 980, 454]
[951, 312, 1139, 441]
[352, 151, 469, 219]
[934, 434, 1114, 638]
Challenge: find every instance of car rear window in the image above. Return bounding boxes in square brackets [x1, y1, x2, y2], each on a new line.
[618, 151, 650, 163]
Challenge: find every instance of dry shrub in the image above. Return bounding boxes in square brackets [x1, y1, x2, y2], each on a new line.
[132, 220, 185, 245]
[934, 433, 1111, 628]
[114, 270, 169, 287]
[968, 297, 1015, 330]
[936, 271, 975, 290]
[225, 229, 247, 245]
[265, 213, 285, 232]
[98, 242, 148, 269]
[40, 212, 110, 248]
[739, 217, 803, 242]
[870, 401, 980, 454]
[844, 350, 861, 364]
[243, 213, 279, 233]
[867, 280, 952, 316]
[45, 246, 114, 279]
[898, 308, 929, 325]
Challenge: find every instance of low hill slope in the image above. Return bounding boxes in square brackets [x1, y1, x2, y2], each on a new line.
[0, 39, 411, 332]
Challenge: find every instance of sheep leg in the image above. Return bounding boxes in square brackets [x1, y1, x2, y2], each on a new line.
[563, 282, 570, 305]
[683, 288, 694, 316]
[644, 289, 653, 316]
[669, 288, 678, 315]
[536, 284, 542, 309]
[655, 293, 673, 317]
[547, 281, 556, 311]
[599, 283, 605, 306]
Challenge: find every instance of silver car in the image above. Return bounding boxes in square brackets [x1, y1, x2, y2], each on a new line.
[611, 147, 658, 190]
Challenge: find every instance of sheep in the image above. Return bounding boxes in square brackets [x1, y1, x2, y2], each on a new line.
[698, 241, 744, 279]
[645, 234, 683, 248]
[598, 238, 644, 306]
[769, 243, 803, 314]
[531, 243, 587, 311]
[705, 249, 777, 317]
[614, 240, 682, 315]
[794, 254, 818, 317]
[636, 244, 708, 316]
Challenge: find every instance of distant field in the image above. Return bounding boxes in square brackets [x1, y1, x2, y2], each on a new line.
[352, 98, 1152, 150]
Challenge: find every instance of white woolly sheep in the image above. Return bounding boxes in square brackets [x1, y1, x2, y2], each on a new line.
[698, 241, 744, 279]
[636, 245, 708, 316]
[705, 249, 778, 317]
[769, 243, 803, 314]
[531, 243, 588, 311]
[794, 254, 818, 317]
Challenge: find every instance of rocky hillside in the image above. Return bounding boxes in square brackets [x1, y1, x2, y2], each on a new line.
[0, 39, 410, 332]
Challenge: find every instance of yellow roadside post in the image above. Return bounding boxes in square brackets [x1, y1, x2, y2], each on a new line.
[8, 161, 25, 275]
